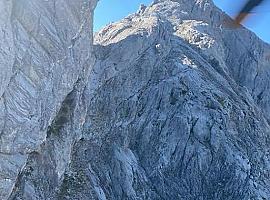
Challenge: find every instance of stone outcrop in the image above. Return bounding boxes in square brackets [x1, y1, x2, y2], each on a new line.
[0, 0, 97, 199]
[2, 0, 270, 199]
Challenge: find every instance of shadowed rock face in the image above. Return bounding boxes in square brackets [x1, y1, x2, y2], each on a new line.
[0, 0, 97, 199]
[4, 0, 270, 199]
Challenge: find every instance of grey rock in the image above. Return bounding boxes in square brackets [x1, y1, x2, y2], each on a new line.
[3, 0, 270, 200]
[0, 0, 97, 199]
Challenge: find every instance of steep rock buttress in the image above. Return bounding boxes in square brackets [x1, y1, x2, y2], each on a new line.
[4, 0, 270, 200]
[76, 0, 270, 199]
[0, 0, 97, 199]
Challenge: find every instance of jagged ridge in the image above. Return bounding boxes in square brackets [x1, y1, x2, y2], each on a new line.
[4, 0, 270, 199]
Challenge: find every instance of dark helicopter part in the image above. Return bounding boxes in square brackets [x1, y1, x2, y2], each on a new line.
[234, 0, 265, 24]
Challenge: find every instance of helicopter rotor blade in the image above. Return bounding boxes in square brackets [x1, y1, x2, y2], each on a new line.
[234, 0, 265, 24]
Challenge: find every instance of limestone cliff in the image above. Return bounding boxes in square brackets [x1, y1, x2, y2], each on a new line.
[0, 0, 97, 199]
[3, 0, 270, 199]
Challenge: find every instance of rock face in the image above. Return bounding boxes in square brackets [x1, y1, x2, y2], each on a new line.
[0, 0, 97, 199]
[3, 0, 270, 199]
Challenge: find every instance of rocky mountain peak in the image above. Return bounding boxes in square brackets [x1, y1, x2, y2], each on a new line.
[1, 0, 270, 199]
[92, 1, 270, 199]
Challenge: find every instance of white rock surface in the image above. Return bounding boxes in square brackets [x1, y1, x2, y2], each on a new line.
[0, 0, 97, 199]
[3, 0, 270, 199]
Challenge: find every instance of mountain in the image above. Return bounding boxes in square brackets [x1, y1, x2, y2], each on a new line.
[0, 0, 97, 199]
[2, 0, 270, 199]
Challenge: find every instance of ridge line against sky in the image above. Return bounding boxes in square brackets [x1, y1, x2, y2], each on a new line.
[94, 0, 270, 43]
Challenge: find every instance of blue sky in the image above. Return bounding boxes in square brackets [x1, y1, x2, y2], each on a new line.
[94, 0, 270, 43]
[94, 0, 152, 31]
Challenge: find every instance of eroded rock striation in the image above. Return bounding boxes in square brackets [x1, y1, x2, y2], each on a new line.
[0, 0, 97, 199]
[2, 0, 270, 199]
